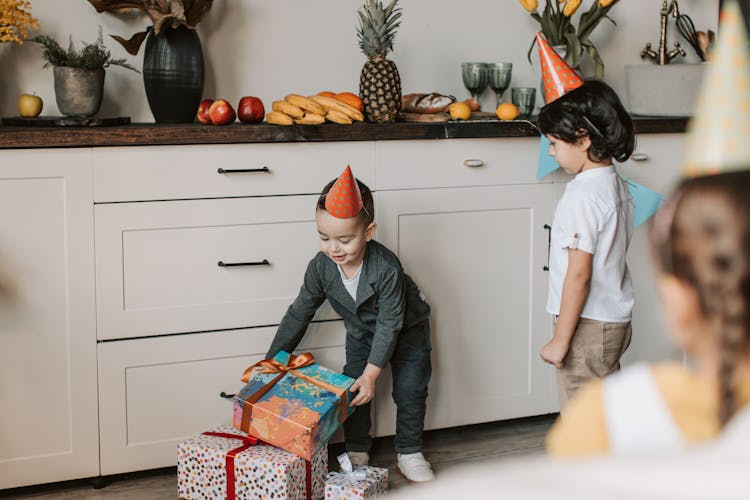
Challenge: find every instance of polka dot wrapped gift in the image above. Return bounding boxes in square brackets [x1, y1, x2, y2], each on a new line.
[177, 425, 327, 500]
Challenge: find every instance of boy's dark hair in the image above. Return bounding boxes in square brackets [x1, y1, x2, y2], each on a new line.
[537, 80, 635, 164]
[317, 178, 375, 225]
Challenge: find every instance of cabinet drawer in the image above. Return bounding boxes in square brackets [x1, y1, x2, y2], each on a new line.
[97, 323, 346, 474]
[95, 194, 338, 340]
[618, 133, 686, 192]
[93, 142, 375, 202]
[376, 137, 542, 190]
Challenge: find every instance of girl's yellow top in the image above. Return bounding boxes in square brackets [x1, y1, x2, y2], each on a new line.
[547, 362, 750, 456]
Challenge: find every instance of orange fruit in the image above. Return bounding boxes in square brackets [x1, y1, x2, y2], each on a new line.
[496, 102, 520, 121]
[334, 92, 365, 113]
[449, 102, 472, 120]
[317, 91, 336, 97]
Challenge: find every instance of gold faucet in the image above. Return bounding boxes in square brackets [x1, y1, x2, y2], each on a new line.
[641, 0, 687, 65]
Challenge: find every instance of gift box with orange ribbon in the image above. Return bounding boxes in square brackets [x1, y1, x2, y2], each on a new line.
[177, 425, 327, 500]
[232, 350, 356, 460]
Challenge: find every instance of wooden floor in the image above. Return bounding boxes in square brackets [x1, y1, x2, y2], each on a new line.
[1, 415, 556, 499]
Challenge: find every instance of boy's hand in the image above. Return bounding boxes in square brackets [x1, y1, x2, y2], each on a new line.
[540, 338, 569, 368]
[349, 363, 382, 406]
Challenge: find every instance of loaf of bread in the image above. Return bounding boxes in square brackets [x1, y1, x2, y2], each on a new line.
[401, 93, 456, 113]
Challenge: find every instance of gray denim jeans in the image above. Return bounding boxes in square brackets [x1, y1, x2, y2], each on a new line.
[343, 321, 432, 454]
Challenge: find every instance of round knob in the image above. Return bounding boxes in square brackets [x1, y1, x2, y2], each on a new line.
[463, 159, 484, 168]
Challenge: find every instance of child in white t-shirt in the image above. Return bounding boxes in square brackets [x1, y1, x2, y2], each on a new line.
[537, 81, 636, 408]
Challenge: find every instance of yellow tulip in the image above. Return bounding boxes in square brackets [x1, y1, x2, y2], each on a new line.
[598, 0, 617, 7]
[519, 0, 539, 12]
[563, 0, 582, 16]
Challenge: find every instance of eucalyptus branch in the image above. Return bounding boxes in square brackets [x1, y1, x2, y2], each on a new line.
[31, 27, 139, 72]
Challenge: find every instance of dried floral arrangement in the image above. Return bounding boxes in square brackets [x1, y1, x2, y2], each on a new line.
[0, 0, 39, 44]
[87, 0, 213, 55]
[32, 27, 138, 71]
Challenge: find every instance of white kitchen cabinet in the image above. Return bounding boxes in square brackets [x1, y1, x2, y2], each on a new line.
[0, 150, 99, 489]
[0, 130, 688, 491]
[94, 194, 339, 340]
[97, 322, 346, 474]
[620, 134, 687, 364]
[374, 183, 555, 434]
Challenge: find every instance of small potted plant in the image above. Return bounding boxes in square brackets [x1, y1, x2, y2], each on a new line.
[32, 28, 138, 117]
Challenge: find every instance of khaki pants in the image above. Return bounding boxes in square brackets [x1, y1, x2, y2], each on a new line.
[556, 318, 632, 410]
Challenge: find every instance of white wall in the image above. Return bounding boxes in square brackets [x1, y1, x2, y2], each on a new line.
[0, 0, 719, 122]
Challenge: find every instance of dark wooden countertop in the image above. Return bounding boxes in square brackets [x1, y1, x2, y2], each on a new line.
[0, 117, 688, 149]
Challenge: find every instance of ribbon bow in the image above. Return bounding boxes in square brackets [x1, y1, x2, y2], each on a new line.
[327, 452, 368, 483]
[240, 352, 316, 383]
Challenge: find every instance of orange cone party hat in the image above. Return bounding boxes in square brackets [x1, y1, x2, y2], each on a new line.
[537, 32, 584, 104]
[684, 0, 750, 177]
[325, 165, 363, 219]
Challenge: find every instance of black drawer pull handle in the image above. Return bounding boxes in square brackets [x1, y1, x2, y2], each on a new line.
[217, 166, 270, 174]
[543, 224, 552, 272]
[219, 391, 236, 399]
[218, 259, 270, 267]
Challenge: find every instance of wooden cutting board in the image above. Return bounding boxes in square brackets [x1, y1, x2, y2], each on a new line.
[397, 112, 451, 123]
[397, 111, 501, 123]
[2, 115, 131, 127]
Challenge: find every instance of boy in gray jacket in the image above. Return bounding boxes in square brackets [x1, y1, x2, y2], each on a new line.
[267, 166, 434, 482]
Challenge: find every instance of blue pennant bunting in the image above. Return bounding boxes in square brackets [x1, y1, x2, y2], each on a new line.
[536, 136, 664, 227]
[619, 175, 665, 228]
[537, 135, 560, 180]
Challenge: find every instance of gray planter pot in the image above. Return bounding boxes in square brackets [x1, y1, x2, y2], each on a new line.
[53, 67, 105, 117]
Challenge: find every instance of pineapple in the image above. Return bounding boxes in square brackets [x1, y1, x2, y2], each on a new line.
[357, 0, 403, 124]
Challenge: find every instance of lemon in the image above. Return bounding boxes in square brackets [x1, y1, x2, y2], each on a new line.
[449, 102, 472, 120]
[496, 103, 520, 121]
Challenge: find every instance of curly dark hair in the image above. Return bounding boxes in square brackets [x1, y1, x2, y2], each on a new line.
[317, 177, 374, 225]
[537, 80, 635, 164]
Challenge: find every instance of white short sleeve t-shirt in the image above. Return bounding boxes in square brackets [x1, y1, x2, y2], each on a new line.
[546, 165, 635, 323]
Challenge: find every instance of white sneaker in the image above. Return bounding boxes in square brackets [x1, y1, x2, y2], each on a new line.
[397, 452, 435, 482]
[347, 451, 370, 467]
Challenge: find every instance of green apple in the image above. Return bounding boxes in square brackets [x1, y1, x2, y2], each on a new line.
[18, 93, 43, 117]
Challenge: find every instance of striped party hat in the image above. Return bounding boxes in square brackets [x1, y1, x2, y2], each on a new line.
[324, 165, 363, 219]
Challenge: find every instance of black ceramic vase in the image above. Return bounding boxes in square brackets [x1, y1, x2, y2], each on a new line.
[143, 26, 204, 123]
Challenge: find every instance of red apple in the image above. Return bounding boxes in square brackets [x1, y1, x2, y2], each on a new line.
[208, 99, 236, 125]
[196, 99, 213, 124]
[237, 96, 265, 123]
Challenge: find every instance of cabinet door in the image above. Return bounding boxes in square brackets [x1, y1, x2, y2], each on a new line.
[0, 150, 98, 488]
[374, 184, 554, 435]
[97, 322, 346, 474]
[619, 134, 687, 364]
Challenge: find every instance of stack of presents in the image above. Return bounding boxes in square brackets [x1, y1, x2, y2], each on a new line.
[177, 351, 389, 499]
